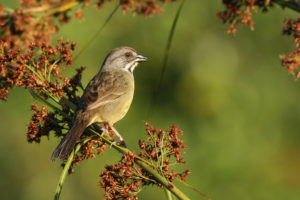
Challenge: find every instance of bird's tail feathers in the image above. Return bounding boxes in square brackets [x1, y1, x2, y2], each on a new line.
[51, 118, 89, 161]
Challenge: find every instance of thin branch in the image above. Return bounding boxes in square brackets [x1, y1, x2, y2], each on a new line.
[147, 0, 186, 118]
[137, 160, 190, 200]
[165, 189, 174, 200]
[29, 89, 61, 111]
[54, 137, 91, 200]
[54, 143, 79, 200]
[273, 0, 300, 13]
[88, 128, 190, 200]
[175, 178, 213, 200]
[0, 0, 79, 17]
[73, 4, 120, 61]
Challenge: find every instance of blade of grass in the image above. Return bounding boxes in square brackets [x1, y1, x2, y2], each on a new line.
[54, 137, 91, 200]
[73, 4, 120, 62]
[175, 178, 213, 200]
[147, 0, 186, 119]
[273, 0, 300, 13]
[165, 189, 174, 200]
[29, 89, 61, 111]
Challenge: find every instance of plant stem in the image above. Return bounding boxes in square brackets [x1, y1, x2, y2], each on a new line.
[136, 160, 190, 200]
[54, 138, 90, 200]
[0, 0, 79, 17]
[29, 89, 60, 111]
[165, 189, 174, 200]
[273, 0, 300, 13]
[88, 128, 190, 200]
[73, 4, 120, 62]
[147, 0, 186, 118]
[175, 178, 212, 200]
[54, 146, 79, 200]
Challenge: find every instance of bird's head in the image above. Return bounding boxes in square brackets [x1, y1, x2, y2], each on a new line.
[102, 47, 148, 73]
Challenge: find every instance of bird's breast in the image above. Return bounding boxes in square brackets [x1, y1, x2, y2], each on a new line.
[92, 71, 135, 125]
[98, 87, 134, 124]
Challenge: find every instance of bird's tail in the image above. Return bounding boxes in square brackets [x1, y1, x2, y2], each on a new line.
[51, 117, 89, 161]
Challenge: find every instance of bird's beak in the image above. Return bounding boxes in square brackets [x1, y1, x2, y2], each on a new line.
[135, 55, 148, 62]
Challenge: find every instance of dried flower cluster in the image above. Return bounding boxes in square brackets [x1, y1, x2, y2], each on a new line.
[217, 0, 273, 33]
[100, 122, 191, 200]
[27, 104, 65, 143]
[0, 39, 75, 100]
[25, 63, 83, 143]
[281, 18, 300, 78]
[0, 0, 175, 51]
[120, 0, 177, 15]
[218, 0, 300, 78]
[24, 63, 107, 173]
[1, 1, 63, 50]
[68, 138, 107, 173]
[139, 122, 189, 181]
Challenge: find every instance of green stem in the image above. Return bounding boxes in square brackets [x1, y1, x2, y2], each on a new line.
[175, 178, 212, 200]
[73, 4, 120, 62]
[54, 138, 91, 200]
[0, 0, 80, 17]
[29, 89, 60, 111]
[136, 160, 190, 200]
[48, 0, 79, 15]
[147, 0, 186, 118]
[54, 146, 78, 200]
[88, 128, 190, 200]
[273, 0, 300, 13]
[165, 189, 174, 200]
[48, 59, 60, 81]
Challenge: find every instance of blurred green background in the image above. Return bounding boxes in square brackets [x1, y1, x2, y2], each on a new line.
[1, 1, 300, 200]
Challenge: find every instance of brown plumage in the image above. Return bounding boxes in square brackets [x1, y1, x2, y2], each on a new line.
[51, 47, 147, 160]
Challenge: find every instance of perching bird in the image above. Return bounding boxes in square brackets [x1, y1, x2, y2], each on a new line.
[51, 47, 147, 160]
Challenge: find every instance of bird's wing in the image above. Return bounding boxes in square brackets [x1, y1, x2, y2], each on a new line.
[81, 70, 129, 111]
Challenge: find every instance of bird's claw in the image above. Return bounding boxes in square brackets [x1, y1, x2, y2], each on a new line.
[110, 140, 127, 148]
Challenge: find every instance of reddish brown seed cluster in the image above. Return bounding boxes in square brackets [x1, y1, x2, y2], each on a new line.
[68, 138, 107, 174]
[281, 18, 300, 78]
[1, 4, 56, 50]
[100, 152, 142, 200]
[120, 0, 176, 15]
[217, 1, 300, 79]
[139, 122, 189, 181]
[25, 64, 109, 173]
[0, 0, 109, 50]
[25, 65, 86, 141]
[27, 104, 50, 142]
[217, 0, 272, 33]
[0, 0, 175, 51]
[0, 39, 75, 100]
[100, 123, 190, 199]
[27, 103, 69, 143]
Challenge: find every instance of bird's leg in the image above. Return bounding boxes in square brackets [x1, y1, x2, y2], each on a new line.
[93, 123, 109, 136]
[109, 125, 127, 148]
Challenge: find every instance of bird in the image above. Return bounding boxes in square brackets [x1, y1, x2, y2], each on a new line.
[51, 47, 147, 160]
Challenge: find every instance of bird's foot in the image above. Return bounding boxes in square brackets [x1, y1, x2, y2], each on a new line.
[93, 124, 110, 136]
[110, 140, 127, 148]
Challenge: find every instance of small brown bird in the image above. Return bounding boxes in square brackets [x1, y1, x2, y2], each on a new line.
[52, 47, 147, 160]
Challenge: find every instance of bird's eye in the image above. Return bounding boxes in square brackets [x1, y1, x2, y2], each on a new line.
[125, 52, 133, 58]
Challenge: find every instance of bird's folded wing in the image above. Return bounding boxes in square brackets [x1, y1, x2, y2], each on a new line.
[82, 71, 127, 111]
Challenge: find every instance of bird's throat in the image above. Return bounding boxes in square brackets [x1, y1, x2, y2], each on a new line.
[125, 62, 138, 73]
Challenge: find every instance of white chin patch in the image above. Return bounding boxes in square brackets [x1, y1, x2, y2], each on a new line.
[125, 62, 138, 73]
